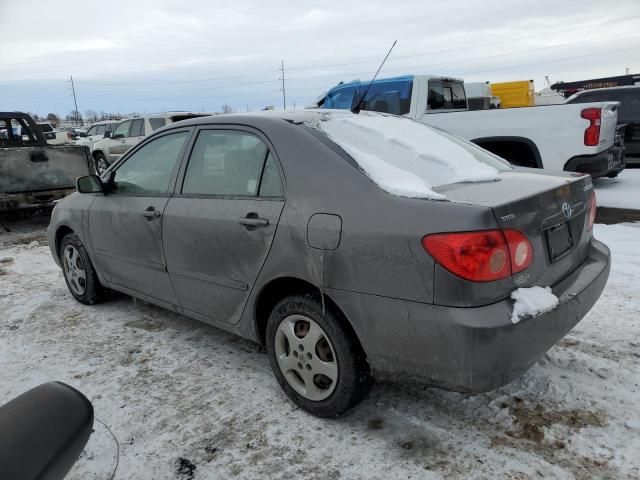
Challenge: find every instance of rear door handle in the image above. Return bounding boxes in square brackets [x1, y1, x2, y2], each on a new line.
[30, 153, 48, 162]
[239, 213, 269, 228]
[142, 207, 161, 219]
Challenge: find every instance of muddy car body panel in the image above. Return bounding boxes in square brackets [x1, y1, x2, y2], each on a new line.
[1, 112, 95, 212]
[48, 111, 610, 392]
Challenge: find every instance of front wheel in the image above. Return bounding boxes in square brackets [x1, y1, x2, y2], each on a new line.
[266, 294, 372, 417]
[94, 153, 109, 175]
[60, 233, 105, 305]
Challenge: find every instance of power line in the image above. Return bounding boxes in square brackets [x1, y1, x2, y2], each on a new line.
[70, 28, 640, 97]
[451, 44, 640, 77]
[285, 14, 640, 72]
[71, 14, 640, 89]
[283, 30, 640, 83]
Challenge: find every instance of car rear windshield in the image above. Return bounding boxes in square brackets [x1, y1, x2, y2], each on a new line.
[307, 112, 509, 200]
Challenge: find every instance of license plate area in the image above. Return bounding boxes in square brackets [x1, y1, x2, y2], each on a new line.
[546, 221, 573, 262]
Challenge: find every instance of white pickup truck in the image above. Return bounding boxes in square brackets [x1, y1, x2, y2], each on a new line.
[315, 75, 625, 178]
[37, 122, 71, 145]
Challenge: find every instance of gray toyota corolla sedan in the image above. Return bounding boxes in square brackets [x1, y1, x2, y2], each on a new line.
[48, 110, 610, 417]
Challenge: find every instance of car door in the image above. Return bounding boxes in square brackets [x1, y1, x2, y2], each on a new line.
[162, 127, 285, 324]
[125, 118, 146, 153]
[88, 129, 191, 304]
[107, 120, 132, 162]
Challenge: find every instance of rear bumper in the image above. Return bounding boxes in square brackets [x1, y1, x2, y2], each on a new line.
[343, 239, 610, 391]
[0, 189, 73, 213]
[564, 145, 626, 178]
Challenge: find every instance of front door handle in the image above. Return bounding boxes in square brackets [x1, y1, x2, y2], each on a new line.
[239, 213, 269, 229]
[142, 207, 161, 219]
[30, 152, 48, 162]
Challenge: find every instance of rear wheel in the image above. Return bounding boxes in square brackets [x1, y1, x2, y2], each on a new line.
[94, 153, 109, 175]
[60, 233, 105, 305]
[266, 294, 372, 417]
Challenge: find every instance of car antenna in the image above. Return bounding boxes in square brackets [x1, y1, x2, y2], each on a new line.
[351, 40, 397, 114]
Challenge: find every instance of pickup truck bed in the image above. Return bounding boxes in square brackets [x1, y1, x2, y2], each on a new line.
[1, 112, 95, 213]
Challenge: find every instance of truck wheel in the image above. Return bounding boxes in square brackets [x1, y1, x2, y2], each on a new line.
[94, 153, 109, 175]
[266, 293, 372, 417]
[60, 233, 105, 305]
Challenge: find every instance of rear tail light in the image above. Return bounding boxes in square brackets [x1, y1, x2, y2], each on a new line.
[581, 108, 601, 146]
[503, 229, 534, 273]
[588, 190, 596, 230]
[422, 229, 533, 282]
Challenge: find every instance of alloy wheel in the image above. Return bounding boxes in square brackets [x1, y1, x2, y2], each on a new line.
[63, 245, 87, 296]
[274, 314, 339, 401]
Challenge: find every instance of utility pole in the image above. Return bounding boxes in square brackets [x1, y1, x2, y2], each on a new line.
[279, 60, 286, 111]
[69, 75, 81, 125]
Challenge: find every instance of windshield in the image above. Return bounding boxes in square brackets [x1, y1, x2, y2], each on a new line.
[307, 112, 509, 199]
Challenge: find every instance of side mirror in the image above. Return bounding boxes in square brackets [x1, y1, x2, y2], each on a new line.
[103, 130, 112, 138]
[77, 175, 104, 193]
[0, 382, 94, 480]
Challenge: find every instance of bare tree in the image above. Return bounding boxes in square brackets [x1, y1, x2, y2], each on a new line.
[66, 110, 82, 123]
[46, 113, 59, 123]
[221, 105, 235, 114]
[84, 109, 98, 123]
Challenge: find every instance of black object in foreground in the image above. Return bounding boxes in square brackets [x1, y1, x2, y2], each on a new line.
[0, 382, 94, 480]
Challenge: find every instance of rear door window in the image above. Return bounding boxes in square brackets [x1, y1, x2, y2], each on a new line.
[130, 119, 145, 137]
[258, 152, 284, 197]
[182, 130, 279, 197]
[428, 80, 467, 110]
[149, 117, 167, 131]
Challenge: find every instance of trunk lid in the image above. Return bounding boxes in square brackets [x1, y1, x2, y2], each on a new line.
[435, 169, 593, 288]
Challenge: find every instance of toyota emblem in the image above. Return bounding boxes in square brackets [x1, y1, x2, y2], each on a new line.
[561, 202, 572, 219]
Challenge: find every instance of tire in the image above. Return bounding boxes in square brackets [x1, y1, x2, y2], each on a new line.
[94, 153, 110, 175]
[607, 171, 619, 178]
[60, 233, 105, 305]
[266, 293, 372, 417]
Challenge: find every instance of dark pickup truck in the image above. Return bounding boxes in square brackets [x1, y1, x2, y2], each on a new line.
[1, 112, 95, 213]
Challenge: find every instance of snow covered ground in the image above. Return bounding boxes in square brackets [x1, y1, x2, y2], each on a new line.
[594, 168, 640, 210]
[1, 221, 640, 479]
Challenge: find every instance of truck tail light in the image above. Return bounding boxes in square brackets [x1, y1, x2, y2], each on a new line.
[581, 108, 601, 146]
[588, 190, 596, 231]
[422, 229, 532, 282]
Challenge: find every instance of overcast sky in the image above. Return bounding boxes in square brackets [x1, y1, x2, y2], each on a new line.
[1, 0, 639, 117]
